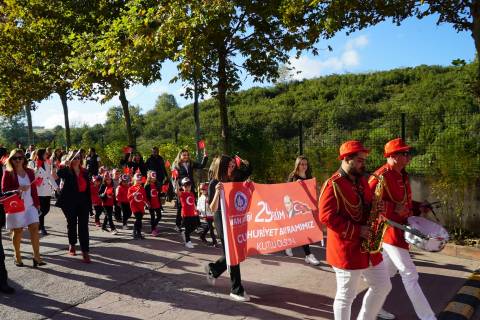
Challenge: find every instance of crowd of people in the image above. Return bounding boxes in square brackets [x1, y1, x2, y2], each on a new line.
[0, 138, 438, 320]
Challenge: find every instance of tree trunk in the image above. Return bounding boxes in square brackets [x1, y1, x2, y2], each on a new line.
[471, 0, 480, 97]
[217, 43, 230, 154]
[58, 91, 71, 149]
[118, 82, 135, 147]
[25, 105, 33, 145]
[193, 75, 202, 160]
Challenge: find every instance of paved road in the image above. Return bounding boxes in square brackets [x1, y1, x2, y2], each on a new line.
[0, 202, 478, 320]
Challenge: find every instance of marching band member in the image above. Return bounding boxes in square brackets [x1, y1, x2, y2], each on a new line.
[370, 138, 436, 320]
[319, 141, 391, 320]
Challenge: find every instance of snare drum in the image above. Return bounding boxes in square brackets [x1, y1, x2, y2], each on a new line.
[404, 216, 449, 252]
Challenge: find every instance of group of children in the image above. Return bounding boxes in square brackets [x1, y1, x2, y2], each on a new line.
[88, 168, 217, 247]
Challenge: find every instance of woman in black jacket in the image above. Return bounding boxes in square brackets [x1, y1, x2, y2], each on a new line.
[56, 150, 92, 263]
[204, 155, 251, 302]
[172, 149, 208, 231]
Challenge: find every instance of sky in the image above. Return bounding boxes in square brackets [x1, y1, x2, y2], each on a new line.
[33, 14, 475, 129]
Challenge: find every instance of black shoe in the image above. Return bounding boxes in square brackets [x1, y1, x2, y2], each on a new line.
[102, 227, 110, 232]
[0, 283, 15, 294]
[200, 235, 207, 243]
[14, 260, 24, 267]
[41, 228, 48, 236]
[33, 258, 46, 268]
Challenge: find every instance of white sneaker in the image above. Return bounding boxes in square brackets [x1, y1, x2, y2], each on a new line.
[377, 308, 395, 319]
[204, 264, 216, 286]
[285, 248, 293, 257]
[185, 241, 194, 249]
[305, 254, 320, 266]
[111, 229, 118, 235]
[181, 231, 186, 243]
[229, 291, 250, 302]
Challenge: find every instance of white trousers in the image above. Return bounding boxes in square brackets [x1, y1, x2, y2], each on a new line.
[382, 243, 436, 320]
[333, 261, 391, 320]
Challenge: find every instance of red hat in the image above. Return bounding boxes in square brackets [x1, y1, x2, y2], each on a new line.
[338, 140, 370, 160]
[384, 138, 412, 158]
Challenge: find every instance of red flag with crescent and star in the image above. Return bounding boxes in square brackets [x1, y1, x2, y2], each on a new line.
[0, 194, 25, 214]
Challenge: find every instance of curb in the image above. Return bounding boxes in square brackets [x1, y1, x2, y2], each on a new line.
[438, 269, 480, 320]
[441, 244, 480, 261]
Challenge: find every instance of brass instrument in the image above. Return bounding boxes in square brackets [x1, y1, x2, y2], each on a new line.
[361, 174, 388, 253]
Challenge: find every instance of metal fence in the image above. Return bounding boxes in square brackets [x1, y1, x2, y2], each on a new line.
[300, 110, 480, 180]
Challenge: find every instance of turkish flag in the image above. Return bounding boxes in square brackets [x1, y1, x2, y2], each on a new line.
[141, 176, 147, 184]
[122, 146, 133, 154]
[123, 167, 130, 174]
[33, 177, 44, 187]
[171, 169, 178, 179]
[235, 155, 242, 168]
[161, 183, 169, 193]
[197, 140, 205, 149]
[0, 156, 8, 165]
[0, 194, 25, 214]
[165, 160, 171, 169]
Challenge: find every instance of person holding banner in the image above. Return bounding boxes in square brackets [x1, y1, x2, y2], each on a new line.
[369, 138, 436, 320]
[319, 141, 391, 320]
[56, 150, 92, 263]
[2, 149, 46, 268]
[172, 148, 208, 232]
[205, 155, 250, 302]
[285, 156, 321, 266]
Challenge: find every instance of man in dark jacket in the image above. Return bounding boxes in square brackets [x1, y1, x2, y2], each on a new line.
[85, 148, 101, 177]
[145, 147, 168, 185]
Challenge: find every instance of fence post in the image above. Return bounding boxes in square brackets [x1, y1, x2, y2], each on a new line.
[299, 121, 304, 155]
[401, 113, 406, 141]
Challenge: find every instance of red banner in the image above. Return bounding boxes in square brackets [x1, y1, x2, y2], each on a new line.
[221, 178, 323, 266]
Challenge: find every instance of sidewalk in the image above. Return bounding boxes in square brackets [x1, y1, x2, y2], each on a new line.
[0, 203, 478, 320]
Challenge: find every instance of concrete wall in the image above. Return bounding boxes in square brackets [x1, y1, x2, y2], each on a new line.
[410, 176, 480, 235]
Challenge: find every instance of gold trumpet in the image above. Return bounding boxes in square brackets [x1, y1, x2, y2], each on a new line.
[361, 174, 388, 253]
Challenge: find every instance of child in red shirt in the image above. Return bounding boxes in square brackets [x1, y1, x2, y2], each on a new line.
[99, 172, 117, 235]
[128, 173, 148, 239]
[91, 175, 103, 227]
[145, 171, 162, 237]
[176, 177, 199, 248]
[116, 174, 131, 229]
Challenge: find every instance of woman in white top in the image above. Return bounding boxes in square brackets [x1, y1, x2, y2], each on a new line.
[1, 149, 46, 267]
[33, 149, 58, 235]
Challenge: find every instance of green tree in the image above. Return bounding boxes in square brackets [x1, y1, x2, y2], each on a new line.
[146, 0, 322, 153]
[68, 0, 169, 146]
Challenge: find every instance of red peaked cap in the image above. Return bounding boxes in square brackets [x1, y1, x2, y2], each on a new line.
[338, 140, 370, 160]
[384, 138, 412, 158]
